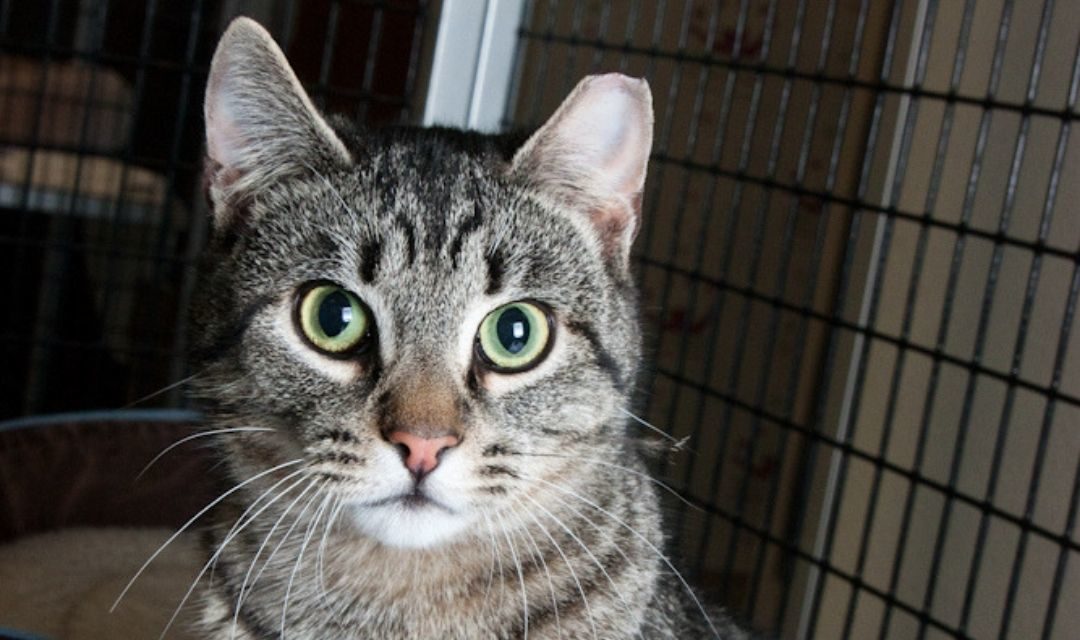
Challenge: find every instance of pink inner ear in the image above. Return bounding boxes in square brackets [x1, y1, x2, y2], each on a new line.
[510, 73, 653, 264]
[556, 74, 653, 201]
[206, 94, 244, 169]
[588, 197, 638, 258]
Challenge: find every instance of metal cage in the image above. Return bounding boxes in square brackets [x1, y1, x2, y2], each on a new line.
[1, 1, 1077, 638]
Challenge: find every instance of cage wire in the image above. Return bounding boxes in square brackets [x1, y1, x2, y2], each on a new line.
[505, 0, 1078, 638]
[1, 0, 1078, 639]
[0, 0, 430, 417]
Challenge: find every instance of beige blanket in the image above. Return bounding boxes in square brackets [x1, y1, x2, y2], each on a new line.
[0, 527, 202, 640]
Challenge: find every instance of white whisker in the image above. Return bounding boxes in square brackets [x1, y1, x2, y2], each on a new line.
[111, 458, 303, 613]
[158, 469, 308, 640]
[476, 510, 499, 619]
[514, 451, 702, 512]
[315, 495, 345, 602]
[505, 501, 562, 638]
[617, 407, 682, 446]
[122, 371, 204, 409]
[246, 480, 325, 601]
[231, 478, 319, 639]
[136, 426, 275, 481]
[480, 510, 507, 618]
[520, 493, 640, 635]
[281, 488, 333, 637]
[525, 475, 721, 639]
[493, 508, 529, 639]
[514, 498, 598, 640]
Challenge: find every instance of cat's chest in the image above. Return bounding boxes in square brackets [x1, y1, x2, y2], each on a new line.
[205, 511, 657, 640]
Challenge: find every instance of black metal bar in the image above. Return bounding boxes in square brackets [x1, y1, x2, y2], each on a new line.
[0, 235, 198, 264]
[688, 0, 782, 583]
[356, 0, 385, 122]
[1036, 37, 1080, 640]
[646, 151, 1080, 265]
[22, 0, 117, 413]
[662, 0, 752, 567]
[920, 2, 1058, 636]
[144, 0, 207, 408]
[2, 0, 64, 410]
[516, 28, 1078, 122]
[744, 0, 846, 621]
[556, 0, 589, 98]
[1042, 417, 1080, 640]
[635, 253, 1080, 417]
[615, 0, 642, 75]
[667, 472, 976, 640]
[997, 255, 1080, 638]
[808, 2, 942, 631]
[839, 2, 979, 635]
[876, 1, 1015, 634]
[716, 0, 812, 604]
[500, 0, 532, 130]
[630, 0, 681, 265]
[649, 0, 724, 487]
[314, 0, 343, 109]
[639, 0, 721, 371]
[280, 0, 299, 52]
[0, 332, 181, 357]
[652, 364, 1080, 559]
[398, 0, 428, 124]
[778, 0, 904, 632]
[522, 0, 558, 126]
[585, 0, 612, 70]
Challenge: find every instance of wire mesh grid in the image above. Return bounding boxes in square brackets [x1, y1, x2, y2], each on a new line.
[0, 0, 431, 419]
[505, 0, 1078, 638]
[1, 0, 1078, 638]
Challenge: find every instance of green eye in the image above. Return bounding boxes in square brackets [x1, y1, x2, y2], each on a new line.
[476, 301, 552, 372]
[296, 283, 371, 355]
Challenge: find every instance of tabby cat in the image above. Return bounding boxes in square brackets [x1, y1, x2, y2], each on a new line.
[186, 17, 747, 639]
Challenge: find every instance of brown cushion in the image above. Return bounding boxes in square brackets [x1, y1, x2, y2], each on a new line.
[0, 412, 218, 543]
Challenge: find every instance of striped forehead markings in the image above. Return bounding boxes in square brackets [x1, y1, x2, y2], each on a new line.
[448, 201, 485, 269]
[359, 238, 382, 283]
[394, 213, 417, 266]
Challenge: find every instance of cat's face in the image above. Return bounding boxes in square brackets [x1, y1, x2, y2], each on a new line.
[191, 18, 653, 550]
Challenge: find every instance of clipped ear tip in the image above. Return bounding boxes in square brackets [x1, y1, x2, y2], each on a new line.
[582, 72, 650, 94]
[578, 73, 653, 118]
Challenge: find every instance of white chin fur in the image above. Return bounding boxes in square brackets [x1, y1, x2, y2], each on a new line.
[349, 503, 475, 549]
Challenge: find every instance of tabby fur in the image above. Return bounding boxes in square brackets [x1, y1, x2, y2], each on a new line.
[188, 17, 746, 640]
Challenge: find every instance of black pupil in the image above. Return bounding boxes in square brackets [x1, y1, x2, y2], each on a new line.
[497, 307, 531, 354]
[318, 291, 353, 337]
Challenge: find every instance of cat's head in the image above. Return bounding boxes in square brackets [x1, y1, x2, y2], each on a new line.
[191, 17, 653, 549]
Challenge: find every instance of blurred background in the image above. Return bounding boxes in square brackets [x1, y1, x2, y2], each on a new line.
[0, 0, 1077, 638]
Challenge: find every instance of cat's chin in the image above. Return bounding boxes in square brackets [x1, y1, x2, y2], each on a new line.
[346, 501, 476, 549]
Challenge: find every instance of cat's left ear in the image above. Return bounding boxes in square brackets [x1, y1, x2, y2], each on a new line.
[509, 74, 653, 268]
[203, 17, 352, 230]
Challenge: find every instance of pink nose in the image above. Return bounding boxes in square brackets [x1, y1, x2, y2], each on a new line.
[386, 431, 460, 478]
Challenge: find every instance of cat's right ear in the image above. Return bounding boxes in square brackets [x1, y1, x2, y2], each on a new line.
[203, 17, 352, 230]
[509, 74, 653, 270]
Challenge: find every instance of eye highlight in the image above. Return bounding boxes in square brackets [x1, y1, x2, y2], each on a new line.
[295, 283, 372, 355]
[476, 301, 552, 372]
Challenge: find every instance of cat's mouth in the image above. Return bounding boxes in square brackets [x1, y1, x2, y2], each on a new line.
[360, 489, 455, 514]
